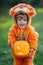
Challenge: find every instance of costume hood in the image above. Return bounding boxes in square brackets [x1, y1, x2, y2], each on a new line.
[9, 3, 36, 27]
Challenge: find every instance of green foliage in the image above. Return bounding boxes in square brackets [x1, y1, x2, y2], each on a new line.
[0, 0, 43, 8]
[0, 8, 43, 65]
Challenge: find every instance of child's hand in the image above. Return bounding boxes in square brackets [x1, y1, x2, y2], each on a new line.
[26, 49, 33, 58]
[11, 42, 14, 48]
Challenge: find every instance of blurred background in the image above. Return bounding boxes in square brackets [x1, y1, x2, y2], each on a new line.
[0, 0, 43, 65]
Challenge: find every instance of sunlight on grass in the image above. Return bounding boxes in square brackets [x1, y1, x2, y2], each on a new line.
[0, 21, 12, 28]
[32, 22, 41, 28]
[36, 8, 43, 13]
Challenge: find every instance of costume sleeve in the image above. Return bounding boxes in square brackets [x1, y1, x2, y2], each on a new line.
[8, 25, 16, 46]
[28, 28, 39, 51]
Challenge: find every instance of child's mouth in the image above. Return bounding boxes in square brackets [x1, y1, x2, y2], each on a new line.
[19, 24, 25, 26]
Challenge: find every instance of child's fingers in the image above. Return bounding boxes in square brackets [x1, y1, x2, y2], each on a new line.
[11, 42, 14, 48]
[26, 49, 33, 58]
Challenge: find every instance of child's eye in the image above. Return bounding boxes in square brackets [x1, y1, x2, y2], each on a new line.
[18, 18, 22, 21]
[23, 19, 27, 21]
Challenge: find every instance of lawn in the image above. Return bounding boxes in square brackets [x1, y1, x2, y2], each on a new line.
[0, 8, 43, 65]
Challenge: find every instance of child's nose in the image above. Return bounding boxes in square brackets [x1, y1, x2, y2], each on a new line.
[21, 20, 24, 24]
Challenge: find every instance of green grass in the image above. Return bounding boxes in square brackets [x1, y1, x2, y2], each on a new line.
[0, 8, 43, 65]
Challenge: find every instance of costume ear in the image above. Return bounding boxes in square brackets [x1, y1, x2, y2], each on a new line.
[28, 7, 36, 17]
[9, 7, 15, 15]
[25, 4, 36, 17]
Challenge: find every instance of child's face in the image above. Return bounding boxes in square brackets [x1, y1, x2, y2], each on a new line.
[16, 15, 28, 29]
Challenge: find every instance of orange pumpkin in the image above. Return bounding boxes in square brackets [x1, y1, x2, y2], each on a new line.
[12, 40, 30, 58]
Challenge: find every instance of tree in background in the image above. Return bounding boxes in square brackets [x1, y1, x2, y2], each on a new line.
[0, 0, 43, 8]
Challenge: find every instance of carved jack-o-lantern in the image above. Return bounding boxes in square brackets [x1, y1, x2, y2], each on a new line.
[12, 40, 30, 58]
